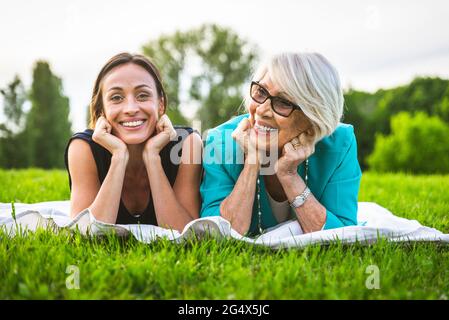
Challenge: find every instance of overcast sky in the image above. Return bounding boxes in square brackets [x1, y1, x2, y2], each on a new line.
[1, 0, 449, 132]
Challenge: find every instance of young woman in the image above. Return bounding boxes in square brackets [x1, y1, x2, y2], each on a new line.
[200, 52, 362, 236]
[64, 53, 202, 232]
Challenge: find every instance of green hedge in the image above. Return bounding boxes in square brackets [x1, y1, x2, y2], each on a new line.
[367, 112, 449, 173]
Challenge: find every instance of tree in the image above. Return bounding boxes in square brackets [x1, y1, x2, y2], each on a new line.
[142, 24, 259, 130]
[0, 75, 26, 131]
[367, 112, 449, 174]
[143, 30, 194, 125]
[436, 85, 449, 122]
[343, 77, 449, 169]
[0, 75, 27, 168]
[343, 88, 384, 169]
[190, 24, 258, 129]
[23, 61, 72, 168]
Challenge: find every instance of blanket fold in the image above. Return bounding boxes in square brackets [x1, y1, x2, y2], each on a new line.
[1, 201, 448, 249]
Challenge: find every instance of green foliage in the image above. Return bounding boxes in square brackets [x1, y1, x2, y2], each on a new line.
[367, 112, 449, 173]
[23, 61, 72, 168]
[143, 24, 258, 129]
[381, 77, 449, 119]
[0, 75, 27, 168]
[0, 75, 26, 128]
[343, 88, 384, 168]
[143, 30, 192, 125]
[344, 77, 449, 169]
[0, 170, 448, 299]
[436, 86, 449, 122]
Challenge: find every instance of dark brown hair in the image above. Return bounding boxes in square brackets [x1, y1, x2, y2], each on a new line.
[88, 52, 167, 128]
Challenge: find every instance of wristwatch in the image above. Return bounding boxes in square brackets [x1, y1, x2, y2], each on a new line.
[289, 187, 311, 209]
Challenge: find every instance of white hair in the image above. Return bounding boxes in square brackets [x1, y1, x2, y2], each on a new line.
[246, 52, 344, 142]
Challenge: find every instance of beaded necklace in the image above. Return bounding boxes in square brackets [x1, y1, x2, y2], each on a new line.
[256, 159, 309, 234]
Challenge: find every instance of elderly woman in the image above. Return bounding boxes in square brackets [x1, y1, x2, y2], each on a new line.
[200, 52, 362, 236]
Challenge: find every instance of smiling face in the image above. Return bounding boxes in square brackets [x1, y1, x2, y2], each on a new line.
[248, 72, 312, 152]
[101, 63, 164, 145]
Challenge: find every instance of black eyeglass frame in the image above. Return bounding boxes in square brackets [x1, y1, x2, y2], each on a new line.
[250, 81, 302, 117]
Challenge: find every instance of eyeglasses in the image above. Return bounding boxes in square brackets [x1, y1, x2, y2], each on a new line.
[250, 81, 302, 117]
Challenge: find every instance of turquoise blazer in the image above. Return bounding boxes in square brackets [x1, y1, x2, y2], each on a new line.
[200, 114, 362, 235]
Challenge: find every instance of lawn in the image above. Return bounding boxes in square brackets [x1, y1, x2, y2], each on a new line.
[0, 169, 448, 299]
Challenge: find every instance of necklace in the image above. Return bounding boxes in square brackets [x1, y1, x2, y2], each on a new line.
[256, 159, 309, 234]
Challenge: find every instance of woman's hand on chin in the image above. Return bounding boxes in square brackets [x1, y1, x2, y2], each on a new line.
[275, 131, 315, 181]
[143, 114, 177, 160]
[232, 115, 263, 166]
[92, 116, 128, 158]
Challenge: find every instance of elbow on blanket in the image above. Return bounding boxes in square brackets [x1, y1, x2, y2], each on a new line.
[219, 201, 250, 236]
[323, 209, 357, 230]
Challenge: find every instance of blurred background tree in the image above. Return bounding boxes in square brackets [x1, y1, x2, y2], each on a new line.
[367, 112, 449, 174]
[0, 75, 27, 168]
[142, 30, 192, 125]
[143, 23, 258, 130]
[344, 77, 449, 170]
[22, 61, 72, 168]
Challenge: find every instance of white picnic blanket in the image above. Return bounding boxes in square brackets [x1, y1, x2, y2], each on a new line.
[0, 201, 448, 249]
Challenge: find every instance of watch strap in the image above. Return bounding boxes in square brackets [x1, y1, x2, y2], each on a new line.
[289, 187, 311, 209]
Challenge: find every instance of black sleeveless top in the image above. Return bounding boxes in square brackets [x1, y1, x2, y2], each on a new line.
[64, 126, 196, 225]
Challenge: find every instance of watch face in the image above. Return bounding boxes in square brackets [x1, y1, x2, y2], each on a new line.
[290, 196, 304, 208]
[290, 187, 311, 208]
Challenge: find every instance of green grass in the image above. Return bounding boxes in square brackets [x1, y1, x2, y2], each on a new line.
[1, 169, 448, 299]
[0, 169, 70, 203]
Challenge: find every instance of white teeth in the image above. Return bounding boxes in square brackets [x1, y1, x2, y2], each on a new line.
[121, 120, 144, 127]
[255, 124, 277, 132]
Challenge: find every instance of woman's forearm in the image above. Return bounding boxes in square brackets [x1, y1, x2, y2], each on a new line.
[145, 155, 194, 232]
[278, 173, 326, 233]
[88, 152, 128, 223]
[220, 159, 259, 235]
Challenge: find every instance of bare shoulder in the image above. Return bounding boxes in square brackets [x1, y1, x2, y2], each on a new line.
[67, 139, 98, 178]
[67, 139, 101, 217]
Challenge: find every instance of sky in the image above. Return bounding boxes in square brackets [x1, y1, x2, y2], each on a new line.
[1, 0, 449, 132]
